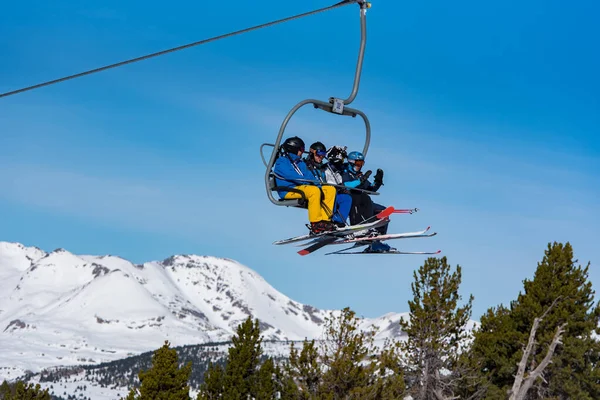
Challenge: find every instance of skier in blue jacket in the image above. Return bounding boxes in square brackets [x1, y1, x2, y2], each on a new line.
[273, 136, 337, 234]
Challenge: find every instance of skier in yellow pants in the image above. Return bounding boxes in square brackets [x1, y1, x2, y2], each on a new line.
[284, 184, 336, 225]
[274, 136, 337, 234]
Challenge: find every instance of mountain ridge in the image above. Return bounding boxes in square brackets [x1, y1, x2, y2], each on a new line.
[0, 241, 413, 382]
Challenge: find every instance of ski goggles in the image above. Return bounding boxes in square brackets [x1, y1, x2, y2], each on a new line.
[315, 150, 327, 157]
[352, 159, 365, 167]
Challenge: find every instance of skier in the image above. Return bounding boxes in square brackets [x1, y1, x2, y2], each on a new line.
[302, 142, 349, 228]
[342, 150, 392, 252]
[323, 145, 353, 227]
[303, 141, 328, 182]
[273, 136, 337, 233]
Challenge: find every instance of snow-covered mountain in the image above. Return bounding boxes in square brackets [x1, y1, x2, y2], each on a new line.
[0, 241, 410, 383]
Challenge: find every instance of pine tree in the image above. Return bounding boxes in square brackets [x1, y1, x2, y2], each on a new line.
[222, 316, 263, 399]
[511, 242, 600, 398]
[286, 339, 321, 398]
[197, 362, 224, 400]
[468, 242, 600, 398]
[280, 307, 408, 399]
[458, 304, 519, 399]
[317, 307, 378, 399]
[125, 340, 192, 400]
[0, 381, 50, 400]
[196, 316, 270, 399]
[256, 358, 280, 399]
[399, 256, 474, 400]
[278, 370, 301, 400]
[0, 381, 10, 400]
[349, 339, 406, 399]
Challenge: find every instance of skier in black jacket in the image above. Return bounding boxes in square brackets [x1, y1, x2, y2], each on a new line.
[341, 150, 391, 252]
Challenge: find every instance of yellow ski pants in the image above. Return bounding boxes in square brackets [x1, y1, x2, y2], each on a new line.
[284, 185, 336, 223]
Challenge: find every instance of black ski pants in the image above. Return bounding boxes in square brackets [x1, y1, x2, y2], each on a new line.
[349, 192, 388, 235]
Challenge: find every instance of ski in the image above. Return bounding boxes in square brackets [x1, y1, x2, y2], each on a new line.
[297, 206, 395, 256]
[322, 227, 439, 255]
[295, 210, 423, 247]
[274, 217, 389, 246]
[330, 249, 442, 255]
[330, 227, 437, 245]
[295, 217, 390, 247]
[273, 206, 395, 246]
[297, 236, 340, 256]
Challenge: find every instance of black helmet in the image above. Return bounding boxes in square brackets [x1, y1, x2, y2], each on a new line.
[310, 141, 326, 155]
[281, 136, 305, 154]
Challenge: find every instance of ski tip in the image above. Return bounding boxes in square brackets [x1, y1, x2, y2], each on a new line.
[298, 249, 310, 256]
[436, 250, 442, 254]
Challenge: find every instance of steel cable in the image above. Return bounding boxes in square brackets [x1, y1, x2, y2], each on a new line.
[0, 0, 357, 99]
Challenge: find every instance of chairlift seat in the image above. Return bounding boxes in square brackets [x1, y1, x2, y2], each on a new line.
[268, 172, 308, 208]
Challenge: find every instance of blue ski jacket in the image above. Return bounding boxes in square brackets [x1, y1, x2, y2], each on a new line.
[342, 164, 377, 191]
[273, 153, 321, 198]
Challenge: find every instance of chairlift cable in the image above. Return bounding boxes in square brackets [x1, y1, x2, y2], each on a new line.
[0, 0, 359, 99]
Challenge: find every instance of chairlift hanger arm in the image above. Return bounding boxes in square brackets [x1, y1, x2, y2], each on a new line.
[341, 0, 370, 106]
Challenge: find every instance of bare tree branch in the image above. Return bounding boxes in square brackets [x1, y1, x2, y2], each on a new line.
[516, 323, 567, 398]
[508, 296, 566, 400]
[510, 316, 542, 398]
[540, 296, 562, 320]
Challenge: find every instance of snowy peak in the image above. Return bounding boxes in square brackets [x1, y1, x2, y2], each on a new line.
[19, 249, 101, 291]
[0, 242, 46, 274]
[152, 253, 333, 339]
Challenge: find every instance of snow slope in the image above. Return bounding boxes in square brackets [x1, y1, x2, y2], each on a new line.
[0, 241, 412, 382]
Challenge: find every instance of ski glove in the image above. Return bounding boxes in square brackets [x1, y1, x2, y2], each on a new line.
[374, 168, 384, 186]
[360, 170, 372, 183]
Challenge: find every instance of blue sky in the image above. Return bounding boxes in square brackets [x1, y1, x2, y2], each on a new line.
[1, 0, 599, 322]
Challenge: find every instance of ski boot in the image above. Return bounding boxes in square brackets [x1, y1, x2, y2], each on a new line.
[363, 240, 396, 253]
[309, 220, 337, 235]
